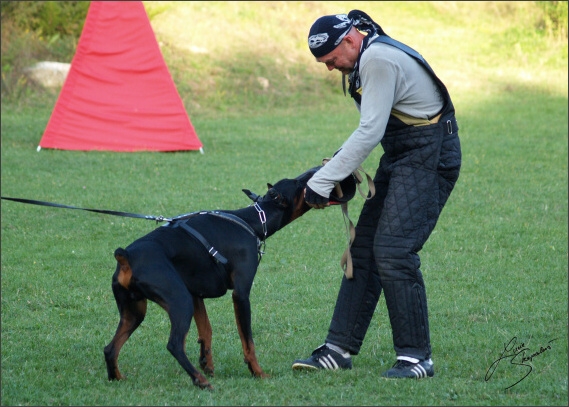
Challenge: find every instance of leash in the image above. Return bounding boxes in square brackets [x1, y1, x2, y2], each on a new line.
[1, 195, 268, 265]
[321, 159, 376, 279]
[339, 169, 374, 280]
[1, 196, 171, 223]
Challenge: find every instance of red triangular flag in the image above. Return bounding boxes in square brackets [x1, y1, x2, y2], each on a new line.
[39, 1, 203, 152]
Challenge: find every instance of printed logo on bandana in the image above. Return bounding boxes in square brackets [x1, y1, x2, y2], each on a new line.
[333, 14, 351, 29]
[308, 33, 329, 49]
[332, 15, 352, 46]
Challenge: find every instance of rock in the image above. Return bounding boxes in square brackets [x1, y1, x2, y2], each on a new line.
[24, 61, 71, 88]
[257, 76, 269, 91]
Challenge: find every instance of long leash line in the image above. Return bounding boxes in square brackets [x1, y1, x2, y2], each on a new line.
[1, 196, 171, 223]
[1, 195, 268, 265]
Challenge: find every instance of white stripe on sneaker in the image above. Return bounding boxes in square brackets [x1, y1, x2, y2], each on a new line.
[411, 364, 427, 378]
[318, 354, 339, 369]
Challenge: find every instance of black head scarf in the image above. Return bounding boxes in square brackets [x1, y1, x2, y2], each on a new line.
[307, 10, 386, 58]
[307, 14, 353, 58]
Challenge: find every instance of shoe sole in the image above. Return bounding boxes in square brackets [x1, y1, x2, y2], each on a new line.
[382, 370, 434, 379]
[292, 362, 352, 370]
[382, 374, 434, 379]
[292, 362, 320, 370]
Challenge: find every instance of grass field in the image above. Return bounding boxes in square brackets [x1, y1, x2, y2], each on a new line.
[1, 1, 568, 406]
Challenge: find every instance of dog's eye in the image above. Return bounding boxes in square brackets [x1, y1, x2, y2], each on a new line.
[268, 189, 288, 206]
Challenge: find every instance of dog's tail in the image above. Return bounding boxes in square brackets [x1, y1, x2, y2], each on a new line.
[114, 248, 133, 289]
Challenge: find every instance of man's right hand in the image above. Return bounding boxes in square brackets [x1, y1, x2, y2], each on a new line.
[304, 186, 330, 209]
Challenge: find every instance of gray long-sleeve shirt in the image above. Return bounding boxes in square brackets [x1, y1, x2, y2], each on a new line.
[307, 40, 444, 197]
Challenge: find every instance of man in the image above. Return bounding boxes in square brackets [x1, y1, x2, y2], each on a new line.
[293, 10, 461, 378]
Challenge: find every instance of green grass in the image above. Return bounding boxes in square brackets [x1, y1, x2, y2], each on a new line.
[1, 1, 568, 406]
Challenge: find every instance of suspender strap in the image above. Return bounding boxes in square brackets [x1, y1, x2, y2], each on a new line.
[370, 35, 451, 99]
[371, 35, 456, 133]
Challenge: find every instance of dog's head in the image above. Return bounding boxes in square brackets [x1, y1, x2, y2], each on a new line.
[243, 178, 307, 208]
[294, 165, 358, 204]
[242, 168, 316, 224]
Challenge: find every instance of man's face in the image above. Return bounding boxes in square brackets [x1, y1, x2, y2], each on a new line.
[316, 38, 359, 75]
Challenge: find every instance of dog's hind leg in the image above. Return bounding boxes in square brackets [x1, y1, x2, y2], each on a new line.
[136, 264, 213, 389]
[232, 291, 269, 379]
[157, 291, 212, 390]
[104, 267, 147, 381]
[107, 249, 212, 389]
[193, 297, 214, 376]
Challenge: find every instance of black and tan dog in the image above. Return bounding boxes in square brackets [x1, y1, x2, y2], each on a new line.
[103, 170, 320, 389]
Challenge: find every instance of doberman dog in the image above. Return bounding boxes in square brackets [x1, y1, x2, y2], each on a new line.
[103, 169, 316, 390]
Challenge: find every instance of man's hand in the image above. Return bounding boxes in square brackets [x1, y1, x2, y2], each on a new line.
[304, 186, 330, 209]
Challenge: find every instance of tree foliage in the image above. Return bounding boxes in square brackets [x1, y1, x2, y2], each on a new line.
[536, 1, 568, 39]
[1, 1, 89, 38]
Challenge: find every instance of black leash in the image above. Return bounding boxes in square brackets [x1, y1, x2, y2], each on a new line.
[1, 196, 170, 223]
[1, 196, 266, 265]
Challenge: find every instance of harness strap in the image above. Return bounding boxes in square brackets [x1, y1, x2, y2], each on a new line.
[171, 210, 264, 264]
[209, 211, 258, 239]
[174, 221, 228, 265]
[208, 210, 265, 263]
[171, 210, 259, 241]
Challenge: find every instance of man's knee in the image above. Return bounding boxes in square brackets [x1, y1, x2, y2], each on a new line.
[373, 236, 421, 281]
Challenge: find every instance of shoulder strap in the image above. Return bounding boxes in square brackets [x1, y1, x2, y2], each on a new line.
[370, 35, 450, 98]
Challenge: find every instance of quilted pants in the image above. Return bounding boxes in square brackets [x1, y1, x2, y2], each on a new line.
[326, 114, 461, 361]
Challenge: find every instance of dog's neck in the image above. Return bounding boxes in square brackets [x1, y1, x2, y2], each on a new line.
[225, 198, 310, 241]
[223, 204, 287, 240]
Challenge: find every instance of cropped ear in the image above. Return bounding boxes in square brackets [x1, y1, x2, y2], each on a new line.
[267, 183, 273, 189]
[242, 189, 260, 202]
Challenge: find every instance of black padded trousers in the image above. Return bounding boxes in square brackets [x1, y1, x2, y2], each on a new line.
[326, 116, 461, 361]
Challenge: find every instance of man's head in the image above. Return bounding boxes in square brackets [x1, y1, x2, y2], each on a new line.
[307, 14, 364, 74]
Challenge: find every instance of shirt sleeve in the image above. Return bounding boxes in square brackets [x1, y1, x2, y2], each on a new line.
[307, 47, 397, 197]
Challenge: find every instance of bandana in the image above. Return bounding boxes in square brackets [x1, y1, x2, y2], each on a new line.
[307, 10, 386, 58]
[307, 14, 353, 58]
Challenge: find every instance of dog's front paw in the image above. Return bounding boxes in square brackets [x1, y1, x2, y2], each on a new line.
[245, 360, 269, 379]
[201, 365, 214, 377]
[193, 374, 213, 390]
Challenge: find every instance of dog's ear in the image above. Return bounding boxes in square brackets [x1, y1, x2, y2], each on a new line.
[267, 183, 273, 189]
[242, 189, 260, 202]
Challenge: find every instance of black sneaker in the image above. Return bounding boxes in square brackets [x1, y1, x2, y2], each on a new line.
[292, 344, 352, 370]
[382, 359, 434, 379]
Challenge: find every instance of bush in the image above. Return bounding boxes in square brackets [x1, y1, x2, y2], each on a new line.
[536, 1, 568, 39]
[0, 1, 89, 38]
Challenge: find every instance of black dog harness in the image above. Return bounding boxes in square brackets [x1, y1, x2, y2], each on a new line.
[166, 203, 266, 265]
